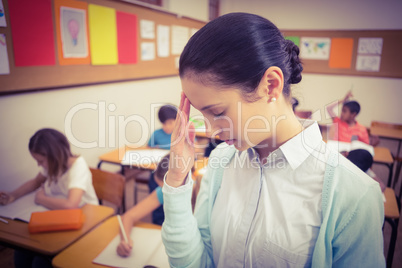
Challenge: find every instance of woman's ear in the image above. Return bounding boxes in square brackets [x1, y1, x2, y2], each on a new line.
[259, 66, 284, 103]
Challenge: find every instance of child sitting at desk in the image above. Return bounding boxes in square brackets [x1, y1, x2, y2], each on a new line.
[0, 128, 98, 209]
[116, 154, 169, 257]
[0, 128, 98, 268]
[148, 104, 178, 149]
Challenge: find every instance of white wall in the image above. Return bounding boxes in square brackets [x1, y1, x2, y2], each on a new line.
[221, 0, 402, 127]
[165, 0, 209, 22]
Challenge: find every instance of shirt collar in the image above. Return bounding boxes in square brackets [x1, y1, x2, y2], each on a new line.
[279, 120, 323, 170]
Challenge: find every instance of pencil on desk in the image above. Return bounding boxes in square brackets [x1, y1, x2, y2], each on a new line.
[117, 215, 129, 244]
[0, 217, 8, 224]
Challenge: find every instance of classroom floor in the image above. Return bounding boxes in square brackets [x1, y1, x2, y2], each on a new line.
[0, 160, 401, 268]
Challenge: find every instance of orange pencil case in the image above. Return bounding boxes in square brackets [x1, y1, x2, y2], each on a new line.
[28, 209, 84, 234]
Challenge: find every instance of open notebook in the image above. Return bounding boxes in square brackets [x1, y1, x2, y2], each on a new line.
[0, 191, 48, 222]
[326, 140, 375, 156]
[93, 226, 169, 268]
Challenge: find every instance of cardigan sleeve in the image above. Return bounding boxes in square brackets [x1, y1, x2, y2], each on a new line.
[161, 159, 217, 268]
[331, 183, 385, 267]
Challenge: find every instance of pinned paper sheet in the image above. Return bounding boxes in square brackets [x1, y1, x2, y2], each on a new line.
[0, 34, 10, 74]
[171, 25, 189, 55]
[0, 0, 7, 27]
[8, 0, 56, 66]
[117, 11, 138, 64]
[140, 19, 155, 39]
[54, 0, 90, 65]
[329, 38, 354, 69]
[93, 227, 169, 268]
[157, 25, 170, 58]
[88, 4, 118, 65]
[141, 42, 155, 61]
[300, 37, 331, 60]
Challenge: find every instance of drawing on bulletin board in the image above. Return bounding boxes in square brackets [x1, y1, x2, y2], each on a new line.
[356, 55, 381, 72]
[140, 19, 155, 39]
[141, 42, 155, 61]
[0, 0, 7, 27]
[358, 37, 383, 55]
[300, 37, 331, 60]
[0, 34, 10, 74]
[157, 25, 170, 58]
[60, 7, 88, 58]
[171, 25, 189, 55]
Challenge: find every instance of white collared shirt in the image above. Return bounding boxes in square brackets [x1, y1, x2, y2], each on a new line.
[210, 121, 326, 267]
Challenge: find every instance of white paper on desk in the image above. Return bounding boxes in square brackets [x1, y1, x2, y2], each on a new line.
[93, 227, 169, 268]
[0, 192, 48, 222]
[326, 140, 375, 156]
[121, 149, 169, 166]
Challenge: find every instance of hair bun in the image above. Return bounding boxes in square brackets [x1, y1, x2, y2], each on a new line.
[284, 39, 303, 84]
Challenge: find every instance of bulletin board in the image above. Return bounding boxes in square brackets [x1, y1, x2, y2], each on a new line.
[0, 0, 206, 95]
[282, 29, 402, 79]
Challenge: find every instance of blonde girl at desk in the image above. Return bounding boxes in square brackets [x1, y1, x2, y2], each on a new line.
[161, 13, 385, 267]
[0, 128, 98, 209]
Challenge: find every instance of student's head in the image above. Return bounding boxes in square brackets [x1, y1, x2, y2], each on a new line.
[154, 154, 170, 186]
[341, 101, 360, 123]
[158, 105, 177, 134]
[347, 149, 373, 172]
[179, 13, 303, 150]
[29, 128, 73, 180]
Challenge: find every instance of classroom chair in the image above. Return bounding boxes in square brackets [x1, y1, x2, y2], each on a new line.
[90, 168, 125, 214]
[383, 186, 401, 268]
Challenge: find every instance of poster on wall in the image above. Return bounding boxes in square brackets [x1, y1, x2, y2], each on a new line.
[140, 20, 155, 39]
[54, 0, 90, 65]
[0, 34, 10, 74]
[300, 37, 331, 60]
[157, 25, 169, 57]
[0, 0, 7, 27]
[141, 42, 155, 61]
[358, 38, 383, 55]
[60, 7, 88, 58]
[171, 25, 189, 55]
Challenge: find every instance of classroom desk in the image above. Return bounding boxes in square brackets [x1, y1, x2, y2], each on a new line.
[373, 146, 395, 187]
[0, 204, 114, 256]
[52, 217, 160, 268]
[370, 122, 402, 158]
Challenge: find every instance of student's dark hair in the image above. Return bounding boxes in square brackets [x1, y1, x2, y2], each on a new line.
[347, 149, 373, 172]
[343, 101, 361, 115]
[154, 154, 170, 182]
[158, 105, 178, 123]
[179, 12, 303, 101]
[29, 128, 73, 181]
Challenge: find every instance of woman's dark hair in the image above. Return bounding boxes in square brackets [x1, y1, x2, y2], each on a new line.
[179, 12, 303, 101]
[29, 128, 73, 181]
[158, 105, 178, 123]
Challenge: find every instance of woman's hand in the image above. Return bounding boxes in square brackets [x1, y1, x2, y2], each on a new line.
[0, 192, 15, 205]
[166, 92, 195, 187]
[116, 238, 133, 257]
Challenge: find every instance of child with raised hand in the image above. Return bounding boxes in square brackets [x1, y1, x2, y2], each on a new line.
[162, 13, 385, 267]
[116, 153, 169, 257]
[326, 90, 370, 144]
[0, 128, 98, 209]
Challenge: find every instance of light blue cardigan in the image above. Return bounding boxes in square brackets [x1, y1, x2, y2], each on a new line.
[162, 144, 385, 267]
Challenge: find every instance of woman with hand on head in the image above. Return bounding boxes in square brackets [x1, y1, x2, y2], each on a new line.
[162, 13, 385, 268]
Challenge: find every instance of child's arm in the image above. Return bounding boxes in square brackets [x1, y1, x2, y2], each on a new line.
[0, 173, 46, 205]
[34, 188, 84, 209]
[326, 91, 353, 119]
[116, 189, 162, 257]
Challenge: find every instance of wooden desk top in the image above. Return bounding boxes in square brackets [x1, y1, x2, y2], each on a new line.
[384, 187, 400, 219]
[0, 204, 114, 256]
[373, 146, 394, 164]
[99, 146, 166, 170]
[370, 125, 402, 141]
[52, 217, 160, 268]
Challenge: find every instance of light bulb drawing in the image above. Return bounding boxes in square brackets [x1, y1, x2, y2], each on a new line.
[68, 19, 79, 46]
